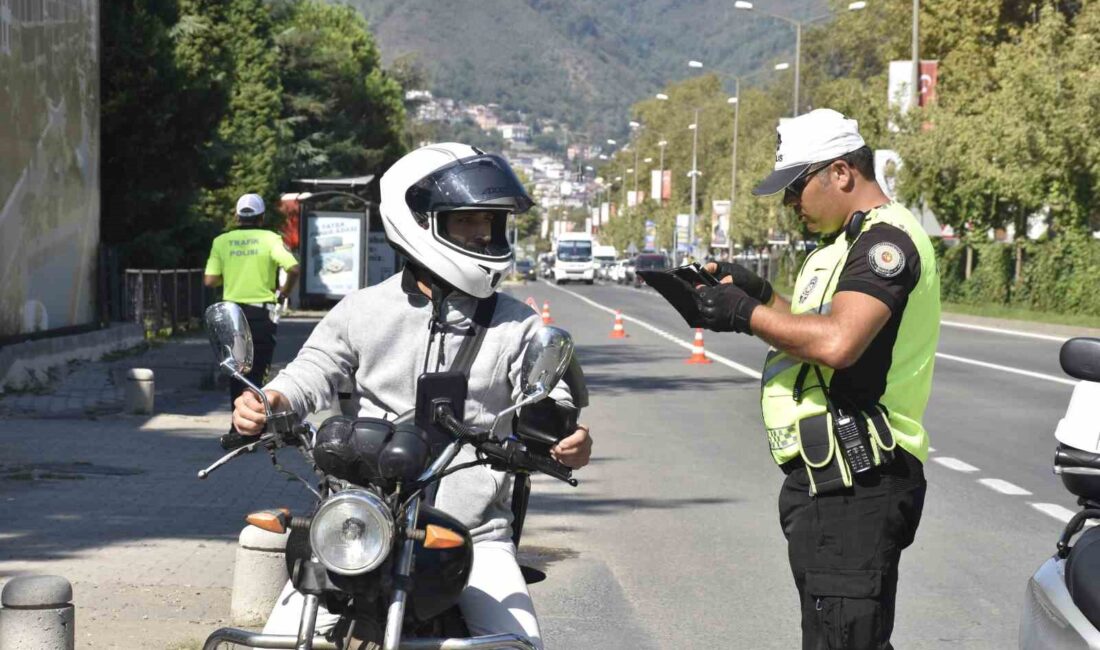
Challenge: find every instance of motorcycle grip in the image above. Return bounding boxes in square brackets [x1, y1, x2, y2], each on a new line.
[481, 441, 577, 486]
[220, 430, 258, 451]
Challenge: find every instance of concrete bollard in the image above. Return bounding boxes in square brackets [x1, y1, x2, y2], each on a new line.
[231, 526, 290, 625]
[0, 575, 75, 650]
[124, 368, 155, 414]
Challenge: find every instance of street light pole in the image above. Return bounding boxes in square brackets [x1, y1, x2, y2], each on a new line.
[729, 88, 739, 212]
[911, 0, 920, 109]
[633, 148, 640, 198]
[689, 107, 699, 260]
[735, 2, 864, 116]
[793, 21, 801, 116]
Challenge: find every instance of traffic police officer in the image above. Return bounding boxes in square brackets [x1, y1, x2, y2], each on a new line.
[698, 109, 939, 649]
[204, 193, 301, 440]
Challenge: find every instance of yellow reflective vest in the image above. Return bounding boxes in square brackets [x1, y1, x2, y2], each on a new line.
[761, 202, 940, 468]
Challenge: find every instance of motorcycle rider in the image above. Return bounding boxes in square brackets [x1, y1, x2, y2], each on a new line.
[232, 143, 593, 648]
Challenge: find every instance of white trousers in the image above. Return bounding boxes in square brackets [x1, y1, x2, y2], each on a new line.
[263, 540, 543, 649]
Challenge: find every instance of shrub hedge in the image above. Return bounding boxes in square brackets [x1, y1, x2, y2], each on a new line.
[939, 234, 1100, 317]
[768, 233, 1100, 317]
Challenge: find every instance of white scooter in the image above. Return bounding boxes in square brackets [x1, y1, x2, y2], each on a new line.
[1020, 337, 1100, 649]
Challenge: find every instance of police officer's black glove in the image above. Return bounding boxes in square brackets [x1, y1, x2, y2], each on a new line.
[697, 283, 761, 334]
[711, 262, 774, 304]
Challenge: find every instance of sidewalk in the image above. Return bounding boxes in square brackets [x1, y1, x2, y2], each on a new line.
[0, 321, 322, 649]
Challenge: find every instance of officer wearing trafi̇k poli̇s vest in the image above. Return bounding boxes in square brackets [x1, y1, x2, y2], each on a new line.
[204, 193, 301, 444]
[696, 109, 940, 650]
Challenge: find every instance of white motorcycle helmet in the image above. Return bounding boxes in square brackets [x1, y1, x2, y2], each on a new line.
[380, 143, 534, 299]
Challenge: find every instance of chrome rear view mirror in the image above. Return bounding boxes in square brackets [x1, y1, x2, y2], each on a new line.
[204, 302, 254, 374]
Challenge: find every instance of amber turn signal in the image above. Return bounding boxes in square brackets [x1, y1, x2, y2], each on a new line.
[246, 508, 291, 534]
[423, 524, 464, 549]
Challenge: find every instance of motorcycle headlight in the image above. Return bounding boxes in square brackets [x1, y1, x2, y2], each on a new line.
[309, 490, 394, 575]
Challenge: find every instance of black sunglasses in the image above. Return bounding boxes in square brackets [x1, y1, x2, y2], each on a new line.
[785, 158, 839, 199]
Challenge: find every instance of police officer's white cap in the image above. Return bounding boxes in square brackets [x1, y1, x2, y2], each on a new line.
[752, 109, 867, 196]
[236, 193, 266, 217]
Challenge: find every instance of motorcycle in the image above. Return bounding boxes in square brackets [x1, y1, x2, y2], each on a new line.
[1020, 337, 1100, 649]
[198, 302, 586, 650]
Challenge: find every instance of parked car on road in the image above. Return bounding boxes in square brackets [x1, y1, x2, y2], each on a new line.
[514, 258, 537, 282]
[632, 253, 670, 287]
[610, 258, 634, 285]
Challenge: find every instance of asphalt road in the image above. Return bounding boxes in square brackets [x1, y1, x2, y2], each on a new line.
[271, 281, 1088, 649]
[501, 279, 1086, 650]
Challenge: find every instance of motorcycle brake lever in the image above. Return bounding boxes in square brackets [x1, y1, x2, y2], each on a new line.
[197, 433, 276, 479]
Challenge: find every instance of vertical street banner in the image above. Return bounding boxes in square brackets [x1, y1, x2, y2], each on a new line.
[644, 220, 656, 251]
[711, 200, 731, 249]
[888, 60, 940, 130]
[591, 206, 600, 227]
[651, 170, 662, 201]
[540, 213, 549, 239]
[919, 61, 939, 107]
[662, 170, 672, 202]
[600, 202, 610, 223]
[584, 218, 592, 234]
[676, 214, 690, 252]
[627, 190, 639, 208]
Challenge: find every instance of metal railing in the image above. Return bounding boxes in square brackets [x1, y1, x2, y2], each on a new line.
[123, 269, 212, 335]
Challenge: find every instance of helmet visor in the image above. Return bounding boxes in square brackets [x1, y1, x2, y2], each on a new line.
[406, 154, 534, 216]
[435, 210, 512, 259]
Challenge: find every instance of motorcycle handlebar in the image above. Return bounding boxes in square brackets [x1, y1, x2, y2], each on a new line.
[435, 407, 576, 486]
[199, 413, 314, 480]
[480, 440, 578, 487]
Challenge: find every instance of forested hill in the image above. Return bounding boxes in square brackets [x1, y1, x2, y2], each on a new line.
[337, 0, 826, 138]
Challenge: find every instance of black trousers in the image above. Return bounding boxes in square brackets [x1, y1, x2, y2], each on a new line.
[779, 450, 926, 650]
[228, 304, 277, 431]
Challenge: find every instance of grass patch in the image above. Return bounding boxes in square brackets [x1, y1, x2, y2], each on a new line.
[941, 302, 1100, 330]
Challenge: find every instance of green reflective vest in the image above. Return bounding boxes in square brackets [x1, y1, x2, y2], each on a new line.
[761, 202, 940, 467]
[205, 229, 299, 304]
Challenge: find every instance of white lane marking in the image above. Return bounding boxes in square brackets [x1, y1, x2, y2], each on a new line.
[570, 287, 1072, 512]
[932, 457, 980, 473]
[1031, 503, 1077, 524]
[544, 283, 762, 380]
[978, 478, 1032, 496]
[935, 352, 1077, 387]
[941, 320, 1070, 343]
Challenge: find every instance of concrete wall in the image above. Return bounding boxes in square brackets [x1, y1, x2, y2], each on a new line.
[0, 0, 101, 338]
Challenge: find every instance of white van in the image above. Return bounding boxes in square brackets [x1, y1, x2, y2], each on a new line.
[552, 232, 595, 284]
[593, 244, 617, 280]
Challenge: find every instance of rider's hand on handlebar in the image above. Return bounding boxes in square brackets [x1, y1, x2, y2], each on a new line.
[551, 425, 592, 469]
[232, 390, 287, 436]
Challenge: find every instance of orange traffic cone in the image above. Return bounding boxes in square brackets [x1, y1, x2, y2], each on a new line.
[686, 328, 713, 364]
[541, 301, 554, 324]
[609, 310, 628, 338]
[525, 296, 538, 313]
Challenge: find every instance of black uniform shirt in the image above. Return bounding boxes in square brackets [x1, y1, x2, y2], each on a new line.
[829, 222, 922, 408]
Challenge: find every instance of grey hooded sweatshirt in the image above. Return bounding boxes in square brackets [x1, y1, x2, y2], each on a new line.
[265, 270, 572, 544]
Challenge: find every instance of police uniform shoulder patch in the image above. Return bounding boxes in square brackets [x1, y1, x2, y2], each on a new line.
[868, 242, 905, 278]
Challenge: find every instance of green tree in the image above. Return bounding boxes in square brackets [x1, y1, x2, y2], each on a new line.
[184, 0, 283, 231]
[896, 3, 1098, 235]
[272, 0, 406, 191]
[101, 0, 226, 266]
